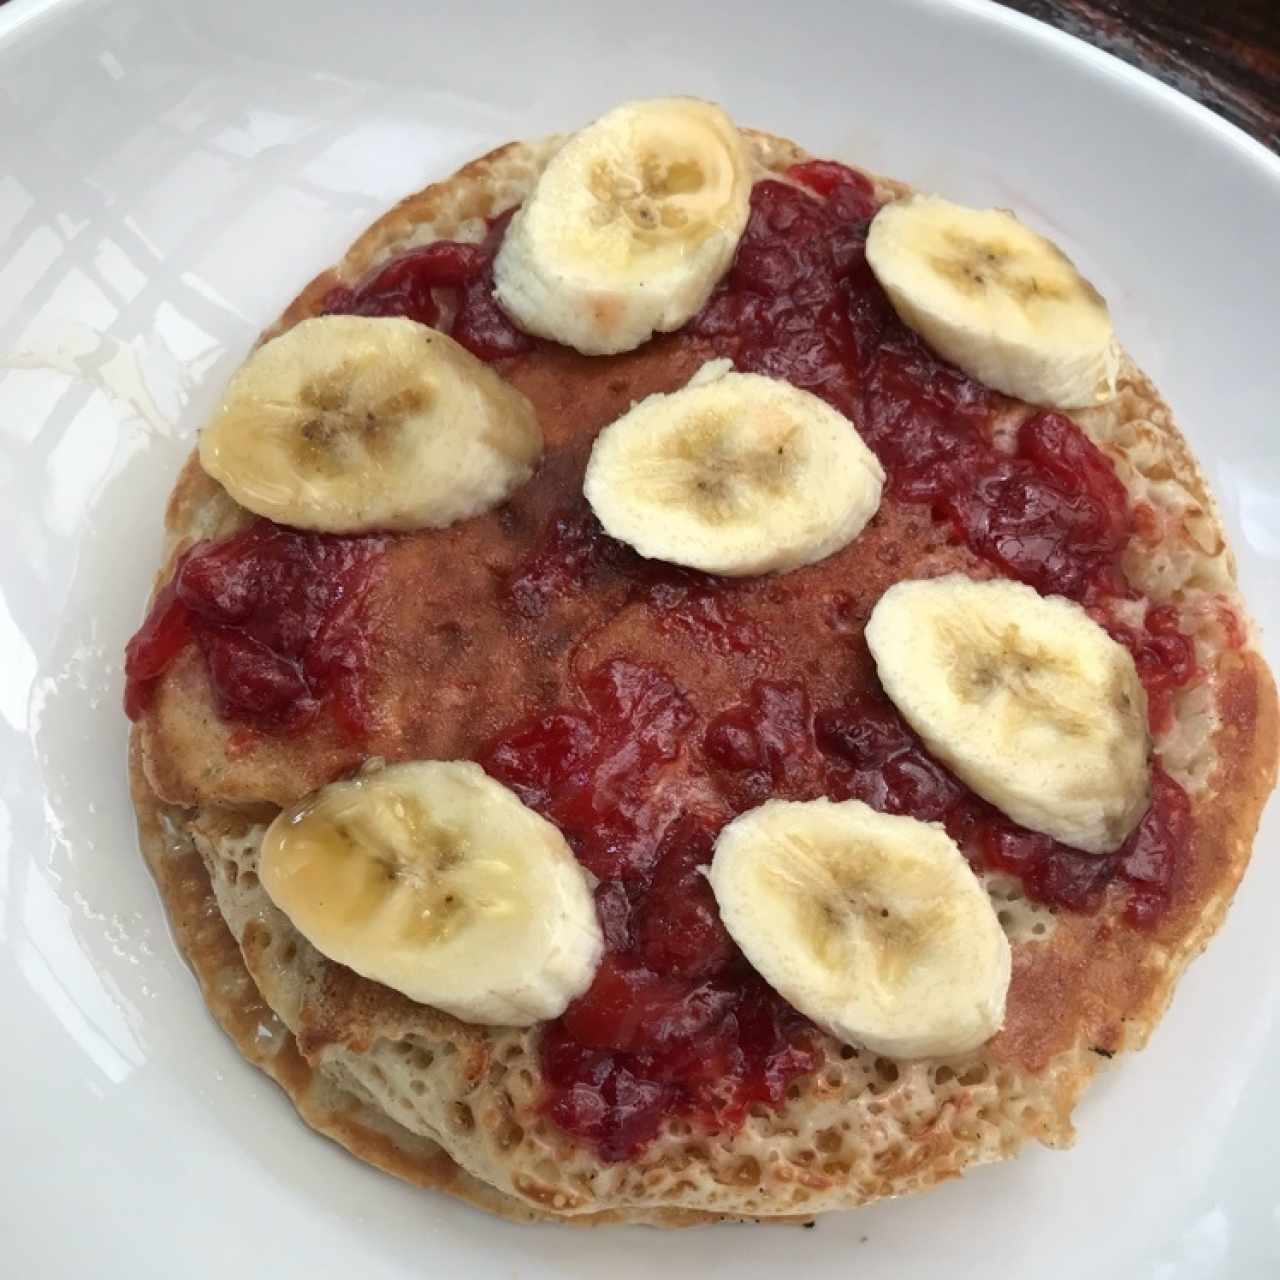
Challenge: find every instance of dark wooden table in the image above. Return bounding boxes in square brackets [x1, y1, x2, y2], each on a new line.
[997, 0, 1278, 150]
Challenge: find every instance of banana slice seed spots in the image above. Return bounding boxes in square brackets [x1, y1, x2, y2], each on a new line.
[287, 792, 483, 946]
[771, 836, 910, 962]
[373, 385, 431, 420]
[641, 154, 705, 198]
[398, 889, 469, 947]
[866, 899, 961, 991]
[588, 155, 707, 237]
[285, 369, 433, 475]
[827, 888, 952, 988]
[1108, 673, 1148, 750]
[942, 619, 1095, 739]
[764, 831, 960, 997]
[298, 368, 353, 412]
[932, 230, 1073, 306]
[384, 793, 467, 869]
[652, 412, 803, 525]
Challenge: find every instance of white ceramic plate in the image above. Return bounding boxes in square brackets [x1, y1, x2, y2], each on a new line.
[2, 0, 1277, 1274]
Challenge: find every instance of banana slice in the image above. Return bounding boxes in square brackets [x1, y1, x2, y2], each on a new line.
[710, 797, 1010, 1059]
[865, 194, 1119, 409]
[198, 315, 542, 533]
[492, 97, 752, 356]
[866, 575, 1150, 853]
[259, 761, 602, 1025]
[583, 360, 885, 576]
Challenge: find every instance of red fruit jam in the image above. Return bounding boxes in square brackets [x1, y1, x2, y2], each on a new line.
[124, 521, 389, 734]
[814, 696, 984, 838]
[811, 689, 1189, 927]
[704, 680, 827, 811]
[938, 411, 1135, 600]
[1102, 604, 1199, 734]
[480, 662, 817, 1161]
[480, 659, 697, 881]
[977, 763, 1192, 927]
[322, 211, 532, 362]
[506, 506, 631, 620]
[493, 662, 1192, 1160]
[695, 170, 1142, 604]
[507, 501, 771, 657]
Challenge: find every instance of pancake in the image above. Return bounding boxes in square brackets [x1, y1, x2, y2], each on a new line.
[127, 128, 1278, 1222]
[129, 733, 733, 1226]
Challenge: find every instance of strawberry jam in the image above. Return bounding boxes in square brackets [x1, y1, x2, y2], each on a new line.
[507, 501, 771, 660]
[812, 693, 1191, 922]
[124, 521, 389, 735]
[938, 411, 1134, 600]
[695, 169, 1140, 604]
[498, 660, 1192, 1159]
[704, 681, 827, 811]
[1102, 604, 1198, 734]
[480, 659, 696, 880]
[481, 663, 817, 1163]
[321, 210, 532, 361]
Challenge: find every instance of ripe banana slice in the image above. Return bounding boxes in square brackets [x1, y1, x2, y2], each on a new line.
[584, 360, 885, 576]
[493, 97, 752, 355]
[198, 315, 542, 533]
[865, 194, 1119, 409]
[710, 797, 1011, 1059]
[866, 575, 1151, 853]
[259, 761, 603, 1025]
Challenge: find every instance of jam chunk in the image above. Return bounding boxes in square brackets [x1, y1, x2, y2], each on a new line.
[480, 659, 695, 880]
[939, 412, 1135, 600]
[124, 521, 389, 735]
[323, 211, 532, 361]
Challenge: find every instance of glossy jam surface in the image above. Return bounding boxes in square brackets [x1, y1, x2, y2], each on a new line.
[1103, 604, 1198, 734]
[480, 661, 817, 1162]
[322, 211, 532, 361]
[124, 521, 389, 734]
[481, 659, 697, 881]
